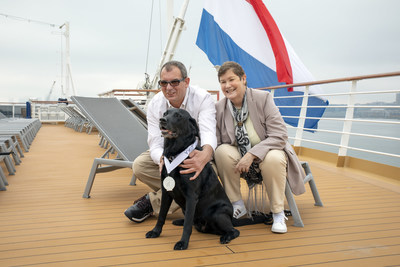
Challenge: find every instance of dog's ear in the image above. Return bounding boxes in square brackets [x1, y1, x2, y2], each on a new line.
[189, 117, 199, 138]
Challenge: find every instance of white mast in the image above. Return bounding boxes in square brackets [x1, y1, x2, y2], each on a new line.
[150, 0, 190, 90]
[167, 0, 174, 32]
[60, 22, 76, 98]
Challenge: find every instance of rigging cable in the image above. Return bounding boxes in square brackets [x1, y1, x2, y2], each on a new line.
[159, 0, 163, 56]
[0, 13, 58, 27]
[144, 0, 155, 88]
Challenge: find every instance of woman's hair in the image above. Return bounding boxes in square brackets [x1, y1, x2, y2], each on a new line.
[217, 61, 245, 81]
[160, 60, 188, 79]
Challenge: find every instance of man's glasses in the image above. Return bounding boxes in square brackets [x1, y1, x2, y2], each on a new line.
[158, 78, 185, 88]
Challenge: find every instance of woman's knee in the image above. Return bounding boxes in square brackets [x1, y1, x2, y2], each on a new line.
[215, 144, 240, 164]
[264, 150, 287, 166]
[260, 150, 287, 175]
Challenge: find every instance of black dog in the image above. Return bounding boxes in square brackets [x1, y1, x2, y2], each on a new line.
[145, 108, 240, 250]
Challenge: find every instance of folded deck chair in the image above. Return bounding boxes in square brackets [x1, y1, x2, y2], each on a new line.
[0, 150, 9, 191]
[71, 96, 148, 198]
[0, 117, 41, 152]
[120, 99, 147, 129]
[0, 136, 22, 166]
[0, 139, 16, 175]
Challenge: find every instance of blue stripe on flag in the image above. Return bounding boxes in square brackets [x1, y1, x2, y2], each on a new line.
[196, 10, 280, 88]
[196, 9, 327, 130]
[273, 90, 328, 130]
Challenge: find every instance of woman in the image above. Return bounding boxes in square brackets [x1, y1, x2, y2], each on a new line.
[214, 61, 306, 233]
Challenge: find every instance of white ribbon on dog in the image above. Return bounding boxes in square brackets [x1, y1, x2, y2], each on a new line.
[163, 139, 198, 174]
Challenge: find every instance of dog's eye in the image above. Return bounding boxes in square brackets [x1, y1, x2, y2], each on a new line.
[173, 113, 180, 118]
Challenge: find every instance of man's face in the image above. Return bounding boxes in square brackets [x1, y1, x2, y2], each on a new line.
[159, 66, 189, 108]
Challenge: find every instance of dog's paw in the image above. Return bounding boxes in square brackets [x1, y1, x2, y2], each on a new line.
[172, 219, 185, 226]
[145, 230, 161, 238]
[220, 235, 231, 244]
[174, 240, 188, 250]
[220, 229, 240, 244]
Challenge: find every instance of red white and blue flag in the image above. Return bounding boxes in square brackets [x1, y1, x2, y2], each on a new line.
[196, 0, 328, 129]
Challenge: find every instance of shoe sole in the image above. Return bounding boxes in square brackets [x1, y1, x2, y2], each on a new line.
[271, 227, 287, 234]
[124, 210, 152, 223]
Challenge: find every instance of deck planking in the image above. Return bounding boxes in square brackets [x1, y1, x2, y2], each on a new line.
[0, 124, 399, 266]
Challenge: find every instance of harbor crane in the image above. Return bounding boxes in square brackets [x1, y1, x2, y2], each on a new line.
[46, 81, 56, 101]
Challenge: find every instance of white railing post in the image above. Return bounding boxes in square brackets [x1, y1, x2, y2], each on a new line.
[294, 85, 310, 149]
[31, 102, 36, 119]
[38, 105, 42, 121]
[337, 80, 357, 167]
[269, 89, 275, 97]
[12, 104, 15, 118]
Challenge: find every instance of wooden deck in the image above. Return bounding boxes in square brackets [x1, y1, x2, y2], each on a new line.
[1, 124, 399, 266]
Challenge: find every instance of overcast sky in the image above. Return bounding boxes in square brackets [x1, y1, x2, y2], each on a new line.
[1, 0, 400, 103]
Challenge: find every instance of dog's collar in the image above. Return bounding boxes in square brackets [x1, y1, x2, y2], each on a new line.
[164, 139, 198, 174]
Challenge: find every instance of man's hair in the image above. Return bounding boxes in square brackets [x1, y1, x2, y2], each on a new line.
[160, 60, 188, 79]
[217, 61, 245, 81]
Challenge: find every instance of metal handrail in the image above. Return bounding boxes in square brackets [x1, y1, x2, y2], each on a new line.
[279, 105, 400, 109]
[267, 71, 400, 168]
[283, 116, 400, 124]
[257, 71, 400, 90]
[287, 125, 400, 141]
[274, 89, 400, 99]
[289, 137, 400, 158]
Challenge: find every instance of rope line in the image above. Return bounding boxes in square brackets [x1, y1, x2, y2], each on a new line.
[0, 13, 59, 27]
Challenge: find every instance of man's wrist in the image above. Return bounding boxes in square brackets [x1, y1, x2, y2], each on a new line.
[201, 144, 213, 161]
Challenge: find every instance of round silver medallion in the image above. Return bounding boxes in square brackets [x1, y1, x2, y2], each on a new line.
[163, 176, 175, 191]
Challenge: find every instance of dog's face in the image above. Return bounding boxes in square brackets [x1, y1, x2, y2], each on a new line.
[159, 108, 199, 139]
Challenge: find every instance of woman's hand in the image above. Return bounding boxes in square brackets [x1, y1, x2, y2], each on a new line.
[235, 152, 256, 174]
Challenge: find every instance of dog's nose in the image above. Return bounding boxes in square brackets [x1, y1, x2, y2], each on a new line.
[160, 117, 167, 124]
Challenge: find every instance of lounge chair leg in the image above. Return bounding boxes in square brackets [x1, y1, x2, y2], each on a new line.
[0, 179, 6, 191]
[15, 142, 24, 158]
[3, 155, 15, 175]
[285, 181, 304, 227]
[129, 174, 136, 186]
[0, 167, 8, 190]
[309, 178, 323, 207]
[83, 160, 100, 198]
[12, 150, 21, 165]
[301, 162, 323, 207]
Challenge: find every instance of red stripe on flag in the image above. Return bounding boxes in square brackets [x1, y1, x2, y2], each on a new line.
[249, 0, 293, 91]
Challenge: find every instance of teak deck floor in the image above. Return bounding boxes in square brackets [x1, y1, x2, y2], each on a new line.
[0, 124, 399, 266]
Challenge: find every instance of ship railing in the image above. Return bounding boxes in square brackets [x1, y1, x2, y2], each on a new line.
[30, 100, 72, 123]
[0, 102, 26, 118]
[98, 88, 221, 103]
[259, 71, 400, 170]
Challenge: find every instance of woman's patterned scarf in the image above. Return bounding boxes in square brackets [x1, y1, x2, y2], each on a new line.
[228, 92, 262, 189]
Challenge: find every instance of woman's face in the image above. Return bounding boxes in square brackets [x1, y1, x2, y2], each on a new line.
[219, 69, 247, 106]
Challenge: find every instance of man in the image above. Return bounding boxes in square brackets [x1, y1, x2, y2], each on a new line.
[124, 60, 217, 223]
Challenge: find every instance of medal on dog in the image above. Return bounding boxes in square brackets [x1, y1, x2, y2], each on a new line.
[163, 176, 175, 191]
[163, 140, 197, 192]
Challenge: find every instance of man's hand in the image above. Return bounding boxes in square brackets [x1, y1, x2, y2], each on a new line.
[159, 156, 164, 174]
[179, 144, 213, 180]
[235, 152, 256, 174]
